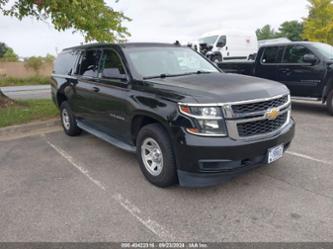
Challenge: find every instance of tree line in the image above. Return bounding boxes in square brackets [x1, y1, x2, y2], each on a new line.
[256, 0, 333, 45]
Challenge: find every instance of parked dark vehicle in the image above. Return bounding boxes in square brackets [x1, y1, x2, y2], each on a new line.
[51, 43, 295, 187]
[219, 42, 333, 114]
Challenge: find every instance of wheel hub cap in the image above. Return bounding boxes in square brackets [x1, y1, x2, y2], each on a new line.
[62, 109, 70, 130]
[141, 138, 163, 176]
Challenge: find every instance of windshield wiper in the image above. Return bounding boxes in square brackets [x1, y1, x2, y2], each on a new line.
[143, 71, 213, 80]
[143, 74, 173, 79]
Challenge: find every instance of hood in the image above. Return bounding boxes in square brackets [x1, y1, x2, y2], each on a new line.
[148, 72, 289, 103]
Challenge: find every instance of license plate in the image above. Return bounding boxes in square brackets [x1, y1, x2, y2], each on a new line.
[267, 144, 284, 164]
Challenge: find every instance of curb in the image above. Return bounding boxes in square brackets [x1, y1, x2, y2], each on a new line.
[0, 118, 61, 137]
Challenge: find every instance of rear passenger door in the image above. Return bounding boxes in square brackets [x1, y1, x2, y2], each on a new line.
[255, 46, 284, 81]
[71, 49, 102, 121]
[276, 45, 324, 97]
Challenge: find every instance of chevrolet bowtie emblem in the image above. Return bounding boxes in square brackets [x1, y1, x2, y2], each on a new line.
[265, 108, 280, 120]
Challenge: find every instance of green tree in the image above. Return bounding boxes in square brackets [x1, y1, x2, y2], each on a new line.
[0, 42, 7, 57]
[24, 56, 44, 75]
[0, 42, 18, 61]
[0, 0, 131, 103]
[2, 48, 19, 62]
[0, 0, 130, 42]
[303, 0, 333, 45]
[278, 21, 304, 41]
[44, 53, 55, 64]
[0, 41, 17, 106]
[256, 25, 278, 40]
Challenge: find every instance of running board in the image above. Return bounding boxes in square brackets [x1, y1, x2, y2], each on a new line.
[77, 121, 136, 153]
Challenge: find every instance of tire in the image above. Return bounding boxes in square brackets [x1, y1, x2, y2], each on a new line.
[327, 90, 333, 116]
[60, 102, 81, 136]
[136, 123, 177, 187]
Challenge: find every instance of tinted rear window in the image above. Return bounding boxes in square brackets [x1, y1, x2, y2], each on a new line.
[261, 46, 284, 64]
[54, 51, 78, 75]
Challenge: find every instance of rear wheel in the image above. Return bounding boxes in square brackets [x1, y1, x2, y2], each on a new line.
[136, 123, 177, 187]
[60, 102, 81, 136]
[327, 90, 333, 116]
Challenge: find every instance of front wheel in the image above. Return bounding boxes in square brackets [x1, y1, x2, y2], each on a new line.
[136, 123, 177, 187]
[327, 90, 333, 116]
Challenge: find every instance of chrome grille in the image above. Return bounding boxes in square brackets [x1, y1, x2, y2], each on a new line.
[237, 112, 288, 137]
[224, 94, 291, 140]
[232, 95, 289, 114]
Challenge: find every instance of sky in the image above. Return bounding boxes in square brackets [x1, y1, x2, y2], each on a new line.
[0, 0, 309, 58]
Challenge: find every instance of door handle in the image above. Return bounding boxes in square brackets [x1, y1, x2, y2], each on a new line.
[92, 86, 100, 93]
[280, 69, 290, 74]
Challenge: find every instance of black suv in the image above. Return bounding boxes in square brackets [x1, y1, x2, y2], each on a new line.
[51, 43, 295, 187]
[219, 42, 333, 114]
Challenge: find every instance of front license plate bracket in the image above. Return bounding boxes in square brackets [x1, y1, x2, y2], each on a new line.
[267, 144, 284, 164]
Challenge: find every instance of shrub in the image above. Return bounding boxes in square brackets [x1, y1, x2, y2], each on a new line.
[24, 56, 44, 75]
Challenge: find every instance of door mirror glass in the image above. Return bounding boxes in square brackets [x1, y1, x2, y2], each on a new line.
[303, 54, 317, 64]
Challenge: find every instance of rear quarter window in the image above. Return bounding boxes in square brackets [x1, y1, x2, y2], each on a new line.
[53, 50, 78, 75]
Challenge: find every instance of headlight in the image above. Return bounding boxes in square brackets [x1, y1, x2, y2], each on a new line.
[179, 104, 227, 136]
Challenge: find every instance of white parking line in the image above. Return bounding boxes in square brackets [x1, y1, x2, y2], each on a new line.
[287, 151, 332, 165]
[113, 193, 174, 241]
[43, 135, 173, 241]
[45, 138, 106, 191]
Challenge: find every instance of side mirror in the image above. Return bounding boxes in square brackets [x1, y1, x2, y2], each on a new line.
[303, 54, 317, 64]
[102, 68, 127, 80]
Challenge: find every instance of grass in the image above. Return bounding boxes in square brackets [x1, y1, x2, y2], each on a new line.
[0, 99, 58, 128]
[0, 76, 51, 87]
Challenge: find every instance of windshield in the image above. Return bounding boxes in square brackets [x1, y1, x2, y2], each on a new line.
[198, 35, 218, 46]
[312, 43, 333, 59]
[125, 47, 219, 78]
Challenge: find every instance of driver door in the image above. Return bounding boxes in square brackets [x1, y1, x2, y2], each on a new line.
[276, 45, 324, 97]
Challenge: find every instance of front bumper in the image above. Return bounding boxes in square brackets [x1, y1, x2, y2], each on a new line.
[173, 119, 295, 187]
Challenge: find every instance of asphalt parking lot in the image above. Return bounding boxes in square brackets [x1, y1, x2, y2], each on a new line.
[0, 100, 333, 242]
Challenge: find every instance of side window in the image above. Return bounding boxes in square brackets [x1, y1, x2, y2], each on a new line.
[283, 45, 314, 64]
[100, 50, 126, 79]
[53, 50, 77, 75]
[261, 47, 283, 64]
[77, 50, 101, 77]
[216, 35, 226, 48]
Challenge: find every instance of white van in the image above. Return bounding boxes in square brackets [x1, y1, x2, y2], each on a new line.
[196, 30, 258, 62]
